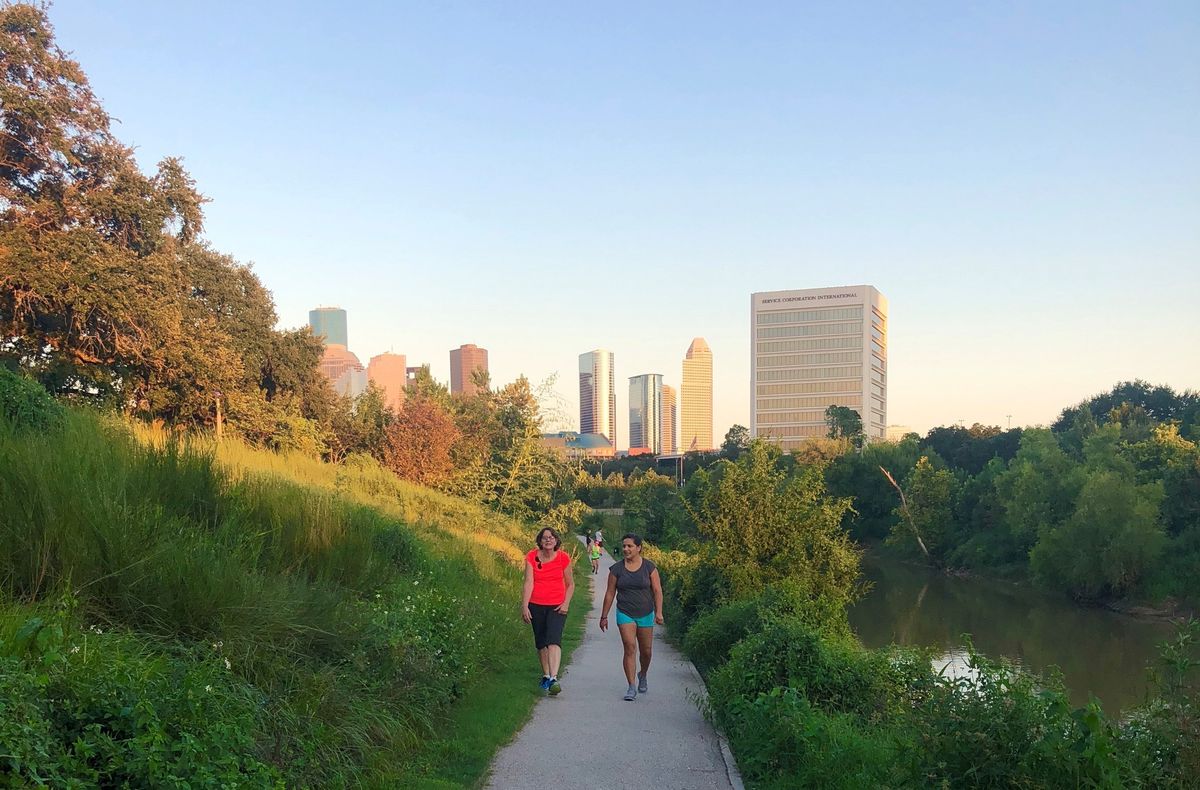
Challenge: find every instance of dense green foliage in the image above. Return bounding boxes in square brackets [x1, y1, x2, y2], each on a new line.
[819, 381, 1200, 604]
[649, 439, 1200, 788]
[0, 410, 547, 786]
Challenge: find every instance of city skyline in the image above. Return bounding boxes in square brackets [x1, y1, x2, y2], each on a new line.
[61, 2, 1197, 439]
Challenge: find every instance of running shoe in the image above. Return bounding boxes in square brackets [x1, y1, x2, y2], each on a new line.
[548, 677, 562, 695]
[539, 676, 552, 691]
[637, 673, 648, 694]
[623, 685, 637, 701]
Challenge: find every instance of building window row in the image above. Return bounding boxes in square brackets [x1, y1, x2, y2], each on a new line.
[756, 379, 862, 396]
[755, 350, 862, 369]
[756, 366, 862, 383]
[757, 394, 862, 410]
[871, 369, 885, 385]
[757, 322, 862, 340]
[756, 306, 864, 325]
[760, 424, 829, 439]
[870, 340, 885, 357]
[756, 336, 861, 354]
[758, 410, 834, 424]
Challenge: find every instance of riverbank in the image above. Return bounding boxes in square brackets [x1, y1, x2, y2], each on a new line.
[859, 543, 1196, 622]
[850, 552, 1178, 714]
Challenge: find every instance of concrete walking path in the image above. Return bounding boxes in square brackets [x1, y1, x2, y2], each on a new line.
[486, 541, 742, 790]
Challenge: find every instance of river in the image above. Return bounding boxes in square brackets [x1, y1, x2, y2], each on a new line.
[848, 555, 1176, 715]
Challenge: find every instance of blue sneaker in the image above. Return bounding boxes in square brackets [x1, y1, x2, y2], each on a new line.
[539, 676, 552, 691]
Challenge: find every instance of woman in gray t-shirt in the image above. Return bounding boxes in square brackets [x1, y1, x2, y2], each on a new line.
[599, 533, 664, 701]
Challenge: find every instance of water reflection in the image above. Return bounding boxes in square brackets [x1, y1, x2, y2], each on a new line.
[848, 556, 1174, 714]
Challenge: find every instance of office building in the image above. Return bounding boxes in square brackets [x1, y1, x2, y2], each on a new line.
[660, 383, 678, 455]
[579, 350, 616, 447]
[681, 338, 714, 452]
[367, 352, 407, 412]
[450, 344, 489, 395]
[308, 307, 348, 347]
[629, 374, 663, 454]
[319, 344, 367, 398]
[750, 285, 888, 450]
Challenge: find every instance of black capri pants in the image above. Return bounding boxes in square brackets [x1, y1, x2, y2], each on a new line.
[529, 602, 567, 650]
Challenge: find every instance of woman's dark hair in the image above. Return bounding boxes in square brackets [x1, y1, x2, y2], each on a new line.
[621, 533, 642, 547]
[535, 527, 562, 550]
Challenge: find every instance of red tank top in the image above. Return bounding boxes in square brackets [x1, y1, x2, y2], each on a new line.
[526, 549, 571, 605]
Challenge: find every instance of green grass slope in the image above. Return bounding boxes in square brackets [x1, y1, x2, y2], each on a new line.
[0, 405, 583, 787]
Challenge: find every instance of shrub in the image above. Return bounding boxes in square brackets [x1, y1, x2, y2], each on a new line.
[0, 366, 63, 432]
[707, 617, 906, 726]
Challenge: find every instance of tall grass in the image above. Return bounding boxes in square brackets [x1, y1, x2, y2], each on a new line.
[0, 409, 540, 786]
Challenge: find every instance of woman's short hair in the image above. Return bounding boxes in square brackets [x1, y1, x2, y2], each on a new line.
[620, 532, 642, 547]
[535, 527, 562, 550]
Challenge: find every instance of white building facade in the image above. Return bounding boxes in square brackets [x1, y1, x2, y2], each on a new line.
[751, 285, 887, 450]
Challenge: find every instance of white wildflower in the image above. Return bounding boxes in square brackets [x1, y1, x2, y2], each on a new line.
[223, 657, 232, 670]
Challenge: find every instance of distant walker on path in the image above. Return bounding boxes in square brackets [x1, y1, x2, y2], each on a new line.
[522, 527, 574, 696]
[599, 533, 664, 701]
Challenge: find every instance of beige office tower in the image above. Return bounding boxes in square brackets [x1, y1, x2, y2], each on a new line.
[367, 352, 407, 412]
[751, 285, 887, 451]
[660, 383, 678, 454]
[681, 338, 714, 452]
[450, 344, 489, 395]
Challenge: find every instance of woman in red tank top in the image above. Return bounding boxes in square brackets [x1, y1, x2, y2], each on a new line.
[521, 527, 574, 694]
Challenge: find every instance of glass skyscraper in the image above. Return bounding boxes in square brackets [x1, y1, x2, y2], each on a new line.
[750, 285, 887, 450]
[579, 350, 616, 447]
[308, 307, 348, 347]
[629, 373, 663, 454]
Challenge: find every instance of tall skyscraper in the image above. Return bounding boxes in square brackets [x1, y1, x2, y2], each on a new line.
[660, 383, 678, 455]
[579, 350, 616, 447]
[367, 352, 407, 412]
[681, 338, 714, 452]
[308, 307, 348, 347]
[750, 285, 887, 451]
[449, 344, 489, 395]
[629, 374, 663, 454]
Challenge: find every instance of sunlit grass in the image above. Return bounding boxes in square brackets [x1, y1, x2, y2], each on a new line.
[0, 411, 562, 786]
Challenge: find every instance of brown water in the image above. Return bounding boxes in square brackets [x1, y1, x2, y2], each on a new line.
[848, 555, 1176, 715]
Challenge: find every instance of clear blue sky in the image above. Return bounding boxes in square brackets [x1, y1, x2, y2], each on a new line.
[48, 1, 1199, 443]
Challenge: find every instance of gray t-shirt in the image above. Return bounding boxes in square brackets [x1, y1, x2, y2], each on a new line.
[609, 558, 657, 618]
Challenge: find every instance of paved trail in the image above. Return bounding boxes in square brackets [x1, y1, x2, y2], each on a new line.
[486, 541, 742, 790]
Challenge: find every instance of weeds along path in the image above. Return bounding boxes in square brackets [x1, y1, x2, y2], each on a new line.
[486, 539, 743, 790]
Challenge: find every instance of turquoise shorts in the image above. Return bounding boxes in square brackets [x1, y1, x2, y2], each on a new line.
[616, 610, 655, 628]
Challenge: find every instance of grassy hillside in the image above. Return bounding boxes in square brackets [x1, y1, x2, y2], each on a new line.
[0, 405, 583, 787]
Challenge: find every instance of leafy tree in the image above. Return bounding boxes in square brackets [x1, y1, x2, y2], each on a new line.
[691, 440, 859, 604]
[886, 456, 956, 563]
[721, 424, 751, 456]
[623, 469, 695, 546]
[825, 436, 922, 540]
[993, 429, 1085, 553]
[920, 424, 1023, 476]
[1030, 470, 1165, 600]
[382, 396, 460, 487]
[824, 405, 864, 446]
[1, 5, 203, 400]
